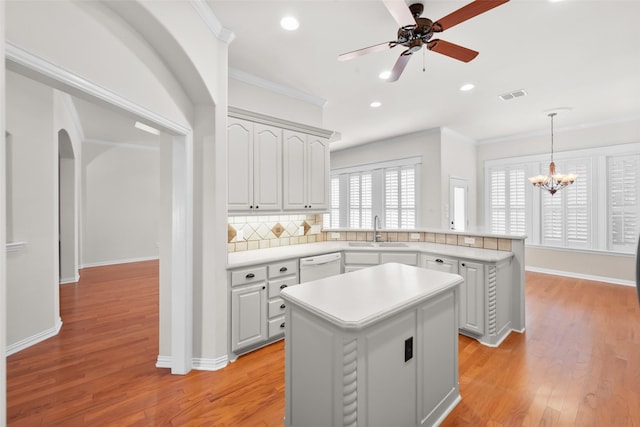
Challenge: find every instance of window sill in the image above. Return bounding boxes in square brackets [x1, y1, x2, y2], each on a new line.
[525, 244, 635, 257]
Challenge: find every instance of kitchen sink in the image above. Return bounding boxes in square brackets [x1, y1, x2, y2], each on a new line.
[377, 242, 409, 247]
[348, 242, 375, 247]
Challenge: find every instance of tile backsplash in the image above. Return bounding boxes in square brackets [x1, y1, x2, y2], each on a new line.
[228, 214, 325, 252]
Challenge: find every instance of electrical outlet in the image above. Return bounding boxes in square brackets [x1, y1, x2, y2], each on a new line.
[331, 232, 340, 239]
[410, 233, 420, 240]
[464, 237, 475, 245]
[298, 226, 305, 236]
[404, 337, 413, 362]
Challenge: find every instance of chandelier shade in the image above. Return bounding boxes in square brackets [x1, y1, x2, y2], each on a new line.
[528, 113, 577, 195]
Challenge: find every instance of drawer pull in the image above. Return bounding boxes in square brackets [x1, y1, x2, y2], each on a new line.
[280, 303, 286, 309]
[262, 286, 266, 290]
[461, 263, 466, 267]
[280, 322, 285, 328]
[246, 273, 255, 279]
[280, 284, 288, 290]
[435, 258, 444, 263]
[279, 266, 288, 272]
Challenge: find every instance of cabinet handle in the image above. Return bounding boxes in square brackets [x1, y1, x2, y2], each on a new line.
[304, 205, 308, 208]
[280, 303, 286, 309]
[280, 322, 285, 328]
[255, 205, 259, 209]
[435, 258, 444, 263]
[262, 286, 266, 290]
[280, 284, 288, 290]
[246, 273, 255, 279]
[279, 267, 288, 272]
[249, 205, 253, 209]
[461, 263, 466, 267]
[308, 205, 312, 208]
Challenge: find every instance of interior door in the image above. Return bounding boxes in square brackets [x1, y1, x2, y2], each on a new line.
[449, 177, 468, 231]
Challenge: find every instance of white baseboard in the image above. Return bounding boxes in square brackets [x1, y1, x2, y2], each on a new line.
[59, 273, 80, 285]
[156, 354, 229, 372]
[526, 266, 635, 287]
[7, 317, 63, 356]
[81, 256, 159, 269]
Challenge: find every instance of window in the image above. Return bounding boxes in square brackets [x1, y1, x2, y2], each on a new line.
[488, 166, 526, 235]
[608, 154, 640, 252]
[325, 157, 421, 229]
[485, 143, 640, 254]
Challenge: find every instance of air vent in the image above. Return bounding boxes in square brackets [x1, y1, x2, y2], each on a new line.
[499, 89, 527, 101]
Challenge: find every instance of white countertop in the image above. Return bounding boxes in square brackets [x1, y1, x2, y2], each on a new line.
[227, 241, 513, 268]
[280, 263, 463, 330]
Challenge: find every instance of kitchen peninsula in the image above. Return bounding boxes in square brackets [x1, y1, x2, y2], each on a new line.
[280, 263, 463, 427]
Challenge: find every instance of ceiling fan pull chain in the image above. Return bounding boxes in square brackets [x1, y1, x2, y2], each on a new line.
[422, 47, 426, 72]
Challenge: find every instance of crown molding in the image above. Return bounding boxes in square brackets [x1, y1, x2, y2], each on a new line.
[229, 67, 327, 108]
[228, 106, 334, 139]
[190, 0, 235, 44]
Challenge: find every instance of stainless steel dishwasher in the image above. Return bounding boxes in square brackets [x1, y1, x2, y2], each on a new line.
[299, 252, 342, 283]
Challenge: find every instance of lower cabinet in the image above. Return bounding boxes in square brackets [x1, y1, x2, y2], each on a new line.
[229, 259, 299, 355]
[422, 253, 512, 347]
[344, 250, 418, 273]
[231, 282, 267, 352]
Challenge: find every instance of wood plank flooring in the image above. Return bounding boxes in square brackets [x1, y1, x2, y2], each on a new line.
[7, 261, 640, 426]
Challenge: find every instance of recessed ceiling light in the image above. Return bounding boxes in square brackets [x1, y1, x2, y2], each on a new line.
[379, 71, 391, 80]
[370, 101, 382, 108]
[460, 83, 475, 92]
[134, 121, 160, 135]
[280, 16, 299, 31]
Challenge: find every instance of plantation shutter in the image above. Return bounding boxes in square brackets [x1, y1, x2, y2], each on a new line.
[324, 176, 341, 229]
[509, 169, 526, 235]
[349, 173, 372, 229]
[400, 167, 416, 228]
[489, 169, 506, 234]
[565, 160, 590, 247]
[608, 154, 640, 251]
[385, 169, 399, 228]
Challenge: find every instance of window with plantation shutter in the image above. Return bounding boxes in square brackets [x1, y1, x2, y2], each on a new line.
[488, 166, 526, 235]
[608, 154, 640, 251]
[326, 157, 421, 230]
[486, 142, 640, 254]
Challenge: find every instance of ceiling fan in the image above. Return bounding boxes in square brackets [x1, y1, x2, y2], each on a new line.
[338, 0, 510, 82]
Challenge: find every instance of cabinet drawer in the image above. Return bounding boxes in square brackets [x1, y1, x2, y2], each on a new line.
[268, 277, 297, 299]
[380, 252, 417, 266]
[268, 259, 298, 278]
[344, 252, 379, 265]
[421, 255, 459, 274]
[268, 316, 286, 338]
[231, 266, 267, 286]
[268, 298, 287, 319]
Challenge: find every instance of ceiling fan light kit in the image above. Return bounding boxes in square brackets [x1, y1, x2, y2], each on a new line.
[338, 0, 510, 81]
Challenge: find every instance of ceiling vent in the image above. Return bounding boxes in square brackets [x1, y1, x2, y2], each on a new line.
[499, 89, 527, 101]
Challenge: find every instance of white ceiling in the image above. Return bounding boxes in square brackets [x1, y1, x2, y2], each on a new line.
[209, 0, 640, 151]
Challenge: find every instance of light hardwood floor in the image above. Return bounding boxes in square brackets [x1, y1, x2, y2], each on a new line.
[7, 261, 640, 426]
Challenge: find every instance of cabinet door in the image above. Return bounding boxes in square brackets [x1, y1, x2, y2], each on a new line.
[422, 255, 459, 274]
[458, 260, 485, 335]
[228, 118, 253, 210]
[231, 283, 267, 352]
[307, 136, 329, 210]
[253, 124, 281, 211]
[283, 130, 307, 210]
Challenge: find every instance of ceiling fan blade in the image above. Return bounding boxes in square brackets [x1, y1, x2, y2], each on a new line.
[388, 53, 412, 82]
[427, 39, 479, 62]
[433, 0, 509, 32]
[383, 0, 416, 28]
[338, 41, 393, 62]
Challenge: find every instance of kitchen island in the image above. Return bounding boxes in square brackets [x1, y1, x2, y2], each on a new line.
[280, 263, 463, 427]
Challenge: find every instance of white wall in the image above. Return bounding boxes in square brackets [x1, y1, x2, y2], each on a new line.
[5, 71, 60, 349]
[330, 128, 443, 228]
[81, 141, 161, 266]
[477, 117, 640, 283]
[440, 127, 477, 229]
[1, 2, 7, 422]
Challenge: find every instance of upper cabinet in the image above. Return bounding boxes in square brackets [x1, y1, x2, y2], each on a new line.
[283, 130, 329, 211]
[228, 108, 334, 214]
[228, 118, 281, 212]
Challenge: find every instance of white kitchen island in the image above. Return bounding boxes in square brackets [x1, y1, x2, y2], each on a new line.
[280, 263, 463, 427]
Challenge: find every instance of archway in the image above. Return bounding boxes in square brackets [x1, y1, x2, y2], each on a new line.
[58, 129, 77, 284]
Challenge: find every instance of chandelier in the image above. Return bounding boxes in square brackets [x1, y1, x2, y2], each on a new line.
[528, 112, 577, 195]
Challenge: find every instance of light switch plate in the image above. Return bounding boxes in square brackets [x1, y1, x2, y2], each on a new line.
[464, 237, 475, 244]
[410, 233, 420, 240]
[331, 232, 340, 239]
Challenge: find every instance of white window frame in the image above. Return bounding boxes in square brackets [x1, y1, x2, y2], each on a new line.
[325, 157, 422, 230]
[485, 142, 640, 254]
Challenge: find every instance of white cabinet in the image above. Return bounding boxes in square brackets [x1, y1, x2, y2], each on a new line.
[229, 259, 298, 355]
[283, 130, 329, 211]
[281, 264, 462, 427]
[458, 260, 485, 336]
[228, 118, 281, 212]
[344, 250, 418, 272]
[230, 266, 268, 352]
[421, 254, 459, 274]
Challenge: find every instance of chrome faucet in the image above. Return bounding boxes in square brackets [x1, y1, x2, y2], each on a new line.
[373, 215, 382, 242]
